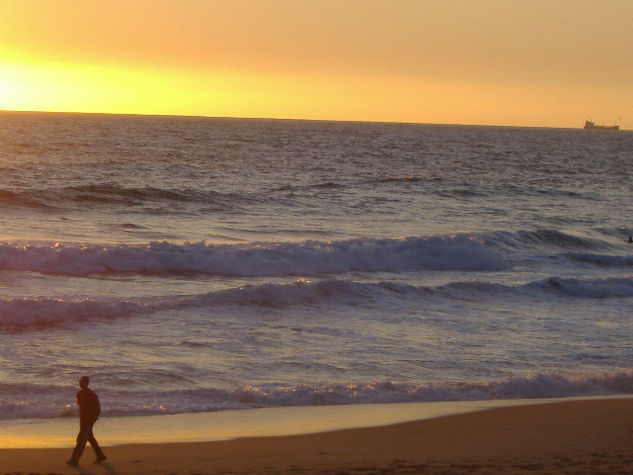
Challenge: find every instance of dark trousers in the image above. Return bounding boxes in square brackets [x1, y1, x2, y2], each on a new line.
[70, 421, 105, 462]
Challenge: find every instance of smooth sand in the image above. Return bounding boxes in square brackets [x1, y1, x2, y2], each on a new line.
[1, 397, 632, 474]
[0, 399, 561, 448]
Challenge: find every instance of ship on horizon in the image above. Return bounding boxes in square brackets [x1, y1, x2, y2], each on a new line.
[584, 120, 619, 130]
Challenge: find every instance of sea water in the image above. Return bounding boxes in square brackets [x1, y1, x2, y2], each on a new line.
[1, 111, 632, 421]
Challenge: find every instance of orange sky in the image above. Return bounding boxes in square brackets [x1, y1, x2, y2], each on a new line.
[1, 0, 631, 128]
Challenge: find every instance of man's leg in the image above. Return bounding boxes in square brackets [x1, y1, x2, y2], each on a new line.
[68, 423, 91, 464]
[87, 426, 107, 461]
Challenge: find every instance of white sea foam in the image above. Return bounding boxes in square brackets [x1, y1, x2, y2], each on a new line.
[2, 230, 627, 278]
[0, 236, 507, 276]
[2, 370, 632, 420]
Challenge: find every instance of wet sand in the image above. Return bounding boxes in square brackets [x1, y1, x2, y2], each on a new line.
[1, 397, 632, 474]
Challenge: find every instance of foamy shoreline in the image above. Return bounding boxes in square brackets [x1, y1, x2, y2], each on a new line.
[2, 395, 631, 448]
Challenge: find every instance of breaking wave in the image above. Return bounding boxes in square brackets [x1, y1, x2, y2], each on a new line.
[2, 230, 629, 278]
[0, 235, 507, 276]
[2, 370, 632, 420]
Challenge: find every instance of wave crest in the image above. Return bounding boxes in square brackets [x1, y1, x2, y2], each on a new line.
[0, 236, 507, 276]
[4, 275, 633, 329]
[563, 253, 633, 267]
[2, 370, 632, 420]
[529, 277, 633, 298]
[0, 297, 147, 326]
[486, 229, 613, 251]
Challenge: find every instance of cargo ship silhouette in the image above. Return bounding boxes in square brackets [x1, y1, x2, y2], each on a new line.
[584, 120, 619, 130]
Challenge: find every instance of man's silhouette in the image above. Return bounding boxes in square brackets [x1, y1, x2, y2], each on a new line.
[67, 376, 107, 466]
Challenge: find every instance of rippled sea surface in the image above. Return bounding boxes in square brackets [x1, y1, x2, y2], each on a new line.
[1, 111, 632, 420]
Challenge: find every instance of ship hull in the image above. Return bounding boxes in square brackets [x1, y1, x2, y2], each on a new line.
[584, 120, 619, 130]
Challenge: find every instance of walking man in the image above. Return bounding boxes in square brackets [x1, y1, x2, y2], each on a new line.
[67, 376, 107, 466]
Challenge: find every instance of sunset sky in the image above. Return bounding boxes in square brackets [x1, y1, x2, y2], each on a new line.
[1, 0, 631, 128]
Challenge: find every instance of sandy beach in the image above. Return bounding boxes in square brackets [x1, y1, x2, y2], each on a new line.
[1, 397, 632, 474]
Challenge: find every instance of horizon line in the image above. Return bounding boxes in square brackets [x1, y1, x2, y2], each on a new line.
[0, 108, 624, 131]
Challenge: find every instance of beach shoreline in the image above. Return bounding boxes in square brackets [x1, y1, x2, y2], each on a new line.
[3, 394, 630, 449]
[1, 396, 632, 473]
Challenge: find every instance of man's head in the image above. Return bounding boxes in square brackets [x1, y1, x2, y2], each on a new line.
[79, 376, 90, 388]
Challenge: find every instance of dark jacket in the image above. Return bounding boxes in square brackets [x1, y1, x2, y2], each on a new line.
[77, 388, 101, 424]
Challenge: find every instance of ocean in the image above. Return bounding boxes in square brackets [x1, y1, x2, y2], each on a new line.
[1, 111, 632, 422]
